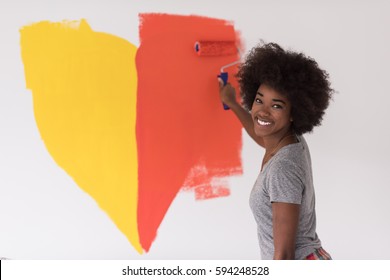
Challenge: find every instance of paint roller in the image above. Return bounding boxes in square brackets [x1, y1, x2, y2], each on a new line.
[194, 41, 241, 110]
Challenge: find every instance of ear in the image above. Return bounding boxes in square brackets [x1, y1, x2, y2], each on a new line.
[290, 117, 293, 122]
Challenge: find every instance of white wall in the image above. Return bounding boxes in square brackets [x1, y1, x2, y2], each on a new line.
[1, 0, 389, 259]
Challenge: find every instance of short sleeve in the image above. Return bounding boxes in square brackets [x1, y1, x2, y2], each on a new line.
[267, 159, 304, 204]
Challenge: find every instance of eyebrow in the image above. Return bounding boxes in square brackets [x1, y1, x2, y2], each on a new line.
[256, 92, 286, 105]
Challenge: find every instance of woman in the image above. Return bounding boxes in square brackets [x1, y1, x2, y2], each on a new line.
[219, 42, 333, 260]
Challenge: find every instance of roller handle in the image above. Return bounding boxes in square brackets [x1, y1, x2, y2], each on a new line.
[217, 72, 230, 110]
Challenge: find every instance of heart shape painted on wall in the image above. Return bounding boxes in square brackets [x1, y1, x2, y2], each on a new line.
[20, 14, 242, 253]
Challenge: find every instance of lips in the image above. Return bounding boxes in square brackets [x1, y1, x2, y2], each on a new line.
[255, 116, 273, 126]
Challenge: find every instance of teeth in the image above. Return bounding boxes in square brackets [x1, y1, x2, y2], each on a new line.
[257, 119, 271, 126]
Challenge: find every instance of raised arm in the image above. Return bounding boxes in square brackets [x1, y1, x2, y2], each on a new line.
[219, 83, 265, 148]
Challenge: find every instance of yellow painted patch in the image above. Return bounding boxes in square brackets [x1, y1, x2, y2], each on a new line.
[20, 19, 142, 253]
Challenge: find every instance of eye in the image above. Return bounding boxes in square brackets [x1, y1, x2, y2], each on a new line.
[272, 104, 283, 109]
[254, 97, 262, 104]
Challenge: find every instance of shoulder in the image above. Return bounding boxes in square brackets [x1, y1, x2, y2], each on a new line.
[266, 151, 306, 204]
[270, 142, 306, 172]
[266, 137, 311, 182]
[267, 156, 305, 185]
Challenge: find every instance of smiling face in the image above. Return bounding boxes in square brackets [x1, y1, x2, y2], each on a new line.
[251, 84, 293, 141]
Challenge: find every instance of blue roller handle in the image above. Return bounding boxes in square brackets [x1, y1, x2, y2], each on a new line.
[217, 72, 230, 110]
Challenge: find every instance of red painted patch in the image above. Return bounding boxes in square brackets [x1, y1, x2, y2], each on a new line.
[136, 14, 243, 252]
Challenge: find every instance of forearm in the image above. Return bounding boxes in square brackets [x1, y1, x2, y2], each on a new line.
[229, 102, 264, 147]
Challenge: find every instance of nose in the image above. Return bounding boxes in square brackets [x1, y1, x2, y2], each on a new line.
[258, 108, 270, 118]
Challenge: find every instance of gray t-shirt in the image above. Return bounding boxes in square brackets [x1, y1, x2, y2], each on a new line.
[249, 135, 322, 260]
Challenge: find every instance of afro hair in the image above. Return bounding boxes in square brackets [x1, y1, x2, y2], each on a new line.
[237, 42, 333, 135]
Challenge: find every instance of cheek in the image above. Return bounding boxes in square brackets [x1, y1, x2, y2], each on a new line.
[250, 101, 256, 112]
[250, 103, 257, 117]
[250, 109, 255, 119]
[287, 110, 293, 122]
[275, 110, 292, 124]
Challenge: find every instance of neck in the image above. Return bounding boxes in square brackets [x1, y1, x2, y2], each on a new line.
[263, 127, 295, 153]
